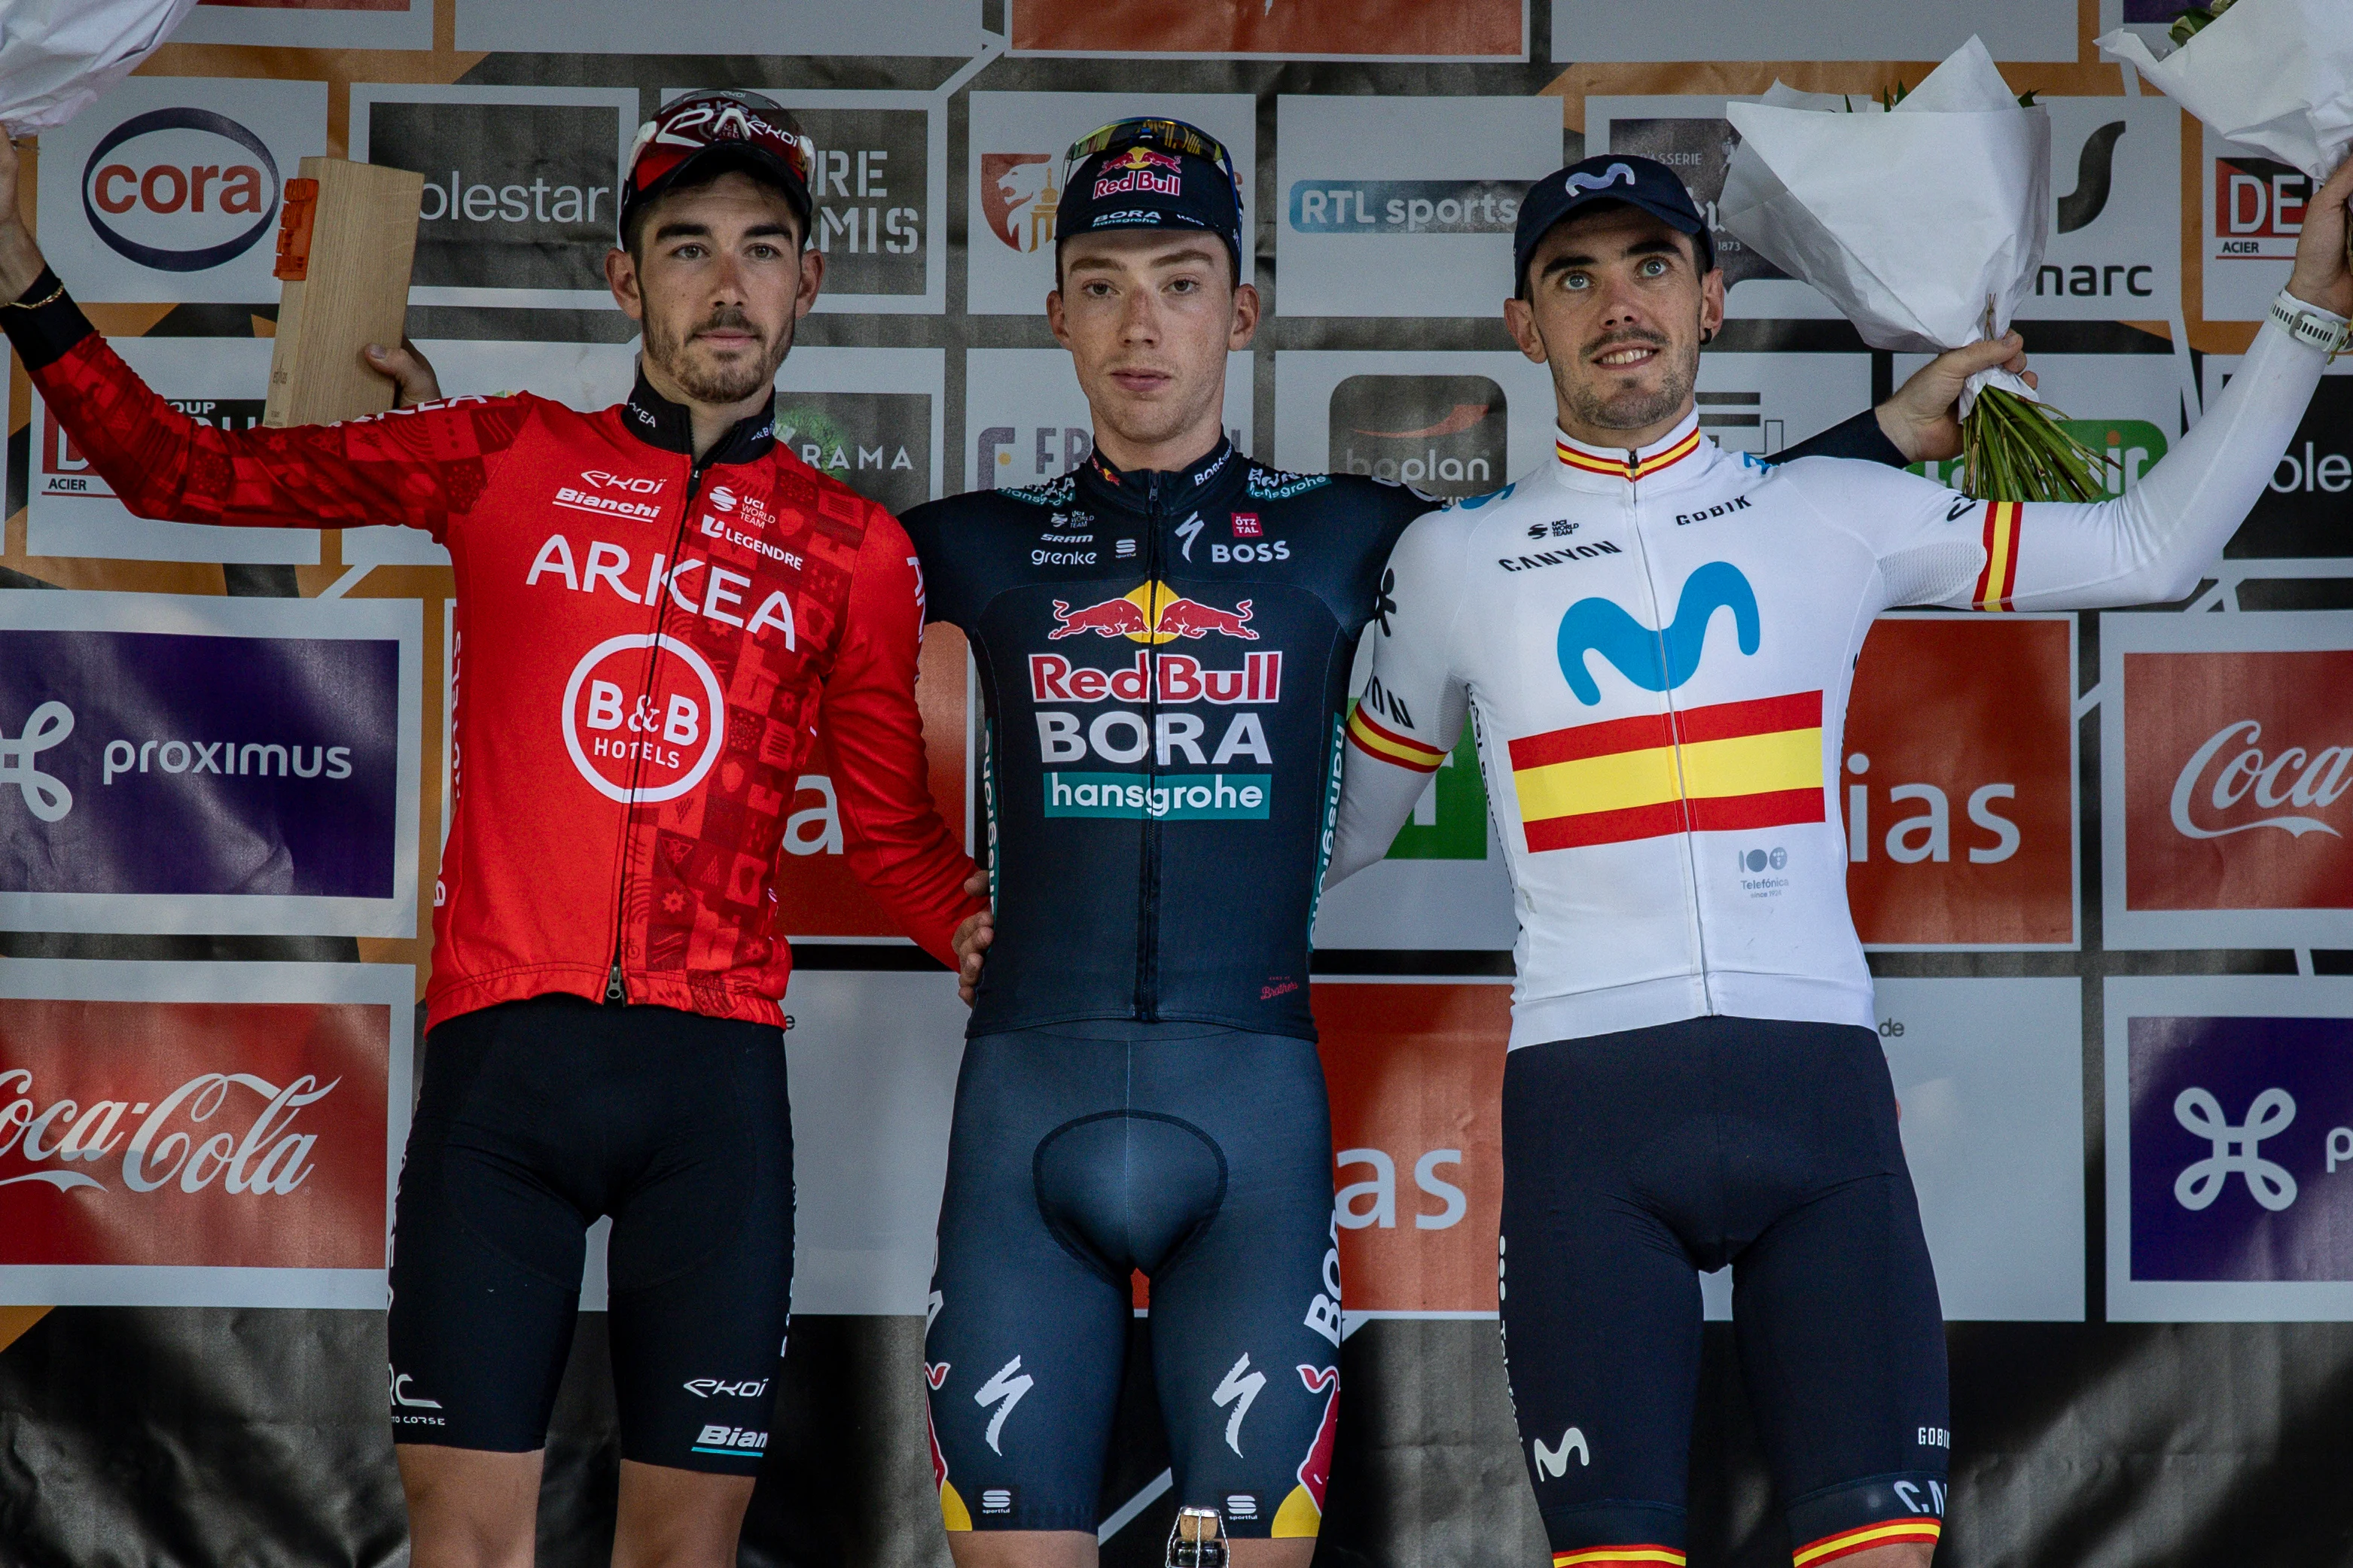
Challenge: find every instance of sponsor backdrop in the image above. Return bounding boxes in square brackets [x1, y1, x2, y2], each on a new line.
[2, 4, 2350, 1566]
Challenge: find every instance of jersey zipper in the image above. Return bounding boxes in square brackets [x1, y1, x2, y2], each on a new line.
[1623, 457, 1716, 1013]
[605, 444, 714, 1006]
[1135, 470, 1166, 1021]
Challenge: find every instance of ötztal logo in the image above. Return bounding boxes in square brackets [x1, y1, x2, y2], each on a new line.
[2169, 720, 2353, 841]
[0, 1067, 336, 1197]
[561, 634, 727, 804]
[81, 107, 281, 273]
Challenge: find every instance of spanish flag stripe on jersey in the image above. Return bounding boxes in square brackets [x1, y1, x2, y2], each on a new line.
[1346, 705, 1447, 773]
[1556, 428, 1702, 481]
[1551, 1546, 1687, 1566]
[1791, 1518, 1943, 1566]
[1510, 691, 1824, 851]
[1973, 499, 2022, 611]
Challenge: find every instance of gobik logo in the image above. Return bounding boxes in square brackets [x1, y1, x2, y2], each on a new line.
[1328, 375, 1507, 497]
[561, 634, 726, 804]
[81, 107, 281, 273]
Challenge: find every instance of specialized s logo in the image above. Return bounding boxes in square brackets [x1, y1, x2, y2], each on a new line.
[1556, 560, 1758, 705]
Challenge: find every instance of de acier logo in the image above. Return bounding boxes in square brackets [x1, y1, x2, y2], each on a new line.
[81, 107, 282, 273]
[1557, 561, 1759, 706]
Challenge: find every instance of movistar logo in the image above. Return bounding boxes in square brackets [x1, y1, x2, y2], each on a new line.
[1556, 560, 1759, 705]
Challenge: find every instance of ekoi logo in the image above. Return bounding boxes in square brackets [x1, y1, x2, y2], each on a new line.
[1556, 560, 1759, 705]
[560, 635, 726, 804]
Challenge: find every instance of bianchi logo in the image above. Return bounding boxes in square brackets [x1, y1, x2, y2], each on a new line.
[2174, 1086, 2297, 1213]
[560, 634, 726, 804]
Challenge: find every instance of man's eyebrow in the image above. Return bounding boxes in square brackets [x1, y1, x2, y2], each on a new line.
[1540, 236, 1684, 274]
[652, 220, 713, 243]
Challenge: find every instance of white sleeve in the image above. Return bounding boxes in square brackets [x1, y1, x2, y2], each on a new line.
[1326, 512, 1472, 889]
[1776, 306, 2339, 614]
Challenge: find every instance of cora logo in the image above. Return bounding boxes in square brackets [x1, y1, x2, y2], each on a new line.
[81, 107, 281, 273]
[561, 633, 726, 804]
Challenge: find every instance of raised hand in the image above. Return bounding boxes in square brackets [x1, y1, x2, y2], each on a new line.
[0, 130, 48, 299]
[2286, 153, 2353, 321]
[1873, 333, 2039, 463]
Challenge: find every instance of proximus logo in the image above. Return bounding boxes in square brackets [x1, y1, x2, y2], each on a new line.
[1556, 560, 1759, 705]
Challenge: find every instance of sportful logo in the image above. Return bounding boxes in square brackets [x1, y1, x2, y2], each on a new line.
[1556, 560, 1757, 705]
[2174, 1086, 2298, 1213]
[81, 107, 281, 272]
[0, 702, 73, 822]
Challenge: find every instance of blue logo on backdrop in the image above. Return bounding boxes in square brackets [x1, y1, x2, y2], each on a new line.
[1556, 559, 1759, 705]
[2128, 1015, 2353, 1283]
[0, 630, 398, 897]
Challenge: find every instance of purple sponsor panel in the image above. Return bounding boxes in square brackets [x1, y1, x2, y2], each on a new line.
[2121, 0, 2187, 20]
[2128, 1015, 2353, 1284]
[0, 630, 400, 900]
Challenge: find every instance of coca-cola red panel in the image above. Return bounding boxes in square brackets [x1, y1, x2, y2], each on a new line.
[0, 961, 410, 1305]
[2105, 612, 2353, 949]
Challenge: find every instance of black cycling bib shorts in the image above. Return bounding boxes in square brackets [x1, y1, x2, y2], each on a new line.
[925, 1023, 1343, 1538]
[1499, 1015, 1949, 1567]
[386, 994, 792, 1473]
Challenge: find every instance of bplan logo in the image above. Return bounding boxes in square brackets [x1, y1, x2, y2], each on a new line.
[1845, 617, 2075, 948]
[1327, 375, 1507, 497]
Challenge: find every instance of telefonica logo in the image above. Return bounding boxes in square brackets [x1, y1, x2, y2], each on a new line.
[81, 107, 281, 272]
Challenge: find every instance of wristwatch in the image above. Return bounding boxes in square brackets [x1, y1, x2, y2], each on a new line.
[2270, 290, 2351, 358]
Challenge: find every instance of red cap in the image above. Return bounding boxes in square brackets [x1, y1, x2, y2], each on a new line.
[620, 90, 814, 246]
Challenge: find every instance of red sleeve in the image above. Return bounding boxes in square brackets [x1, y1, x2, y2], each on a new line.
[28, 329, 529, 543]
[818, 506, 988, 967]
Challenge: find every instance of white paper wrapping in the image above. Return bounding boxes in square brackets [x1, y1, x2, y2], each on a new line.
[2098, 0, 2353, 181]
[0, 0, 198, 132]
[1720, 37, 2048, 411]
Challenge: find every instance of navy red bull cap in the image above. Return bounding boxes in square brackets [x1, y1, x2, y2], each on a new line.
[620, 90, 816, 248]
[1512, 154, 1717, 296]
[1055, 118, 1245, 273]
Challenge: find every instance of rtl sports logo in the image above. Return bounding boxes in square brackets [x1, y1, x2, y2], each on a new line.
[1327, 375, 1507, 498]
[2214, 154, 2309, 262]
[0, 997, 391, 1272]
[1843, 617, 2075, 947]
[79, 107, 281, 273]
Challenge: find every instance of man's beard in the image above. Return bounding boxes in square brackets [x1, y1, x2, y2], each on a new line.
[645, 304, 787, 405]
[1560, 329, 1697, 433]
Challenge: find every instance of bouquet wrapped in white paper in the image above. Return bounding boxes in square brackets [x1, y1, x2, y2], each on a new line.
[1719, 38, 2110, 501]
[0, 0, 197, 132]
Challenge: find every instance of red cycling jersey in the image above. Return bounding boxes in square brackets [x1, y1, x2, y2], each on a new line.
[13, 284, 983, 1029]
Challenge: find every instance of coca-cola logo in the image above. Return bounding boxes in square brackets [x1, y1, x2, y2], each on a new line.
[0, 1067, 336, 1198]
[2168, 720, 2352, 842]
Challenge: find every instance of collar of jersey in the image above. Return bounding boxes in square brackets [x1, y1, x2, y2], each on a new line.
[1076, 435, 1245, 516]
[623, 363, 777, 468]
[1552, 411, 1705, 492]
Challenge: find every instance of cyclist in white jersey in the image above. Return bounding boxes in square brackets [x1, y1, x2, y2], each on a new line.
[1326, 153, 2353, 1568]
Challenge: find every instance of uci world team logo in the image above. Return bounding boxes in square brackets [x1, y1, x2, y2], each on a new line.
[1557, 560, 1758, 705]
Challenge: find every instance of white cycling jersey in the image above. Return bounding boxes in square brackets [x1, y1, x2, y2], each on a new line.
[1330, 307, 2336, 1048]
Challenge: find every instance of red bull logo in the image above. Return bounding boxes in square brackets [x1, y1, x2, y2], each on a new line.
[1049, 582, 1256, 644]
[1029, 649, 1281, 705]
[1113, 146, 1184, 173]
[1091, 147, 1182, 201]
[1269, 1365, 1339, 1538]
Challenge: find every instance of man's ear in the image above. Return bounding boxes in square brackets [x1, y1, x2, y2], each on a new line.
[1504, 295, 1548, 365]
[1699, 266, 1727, 340]
[605, 247, 644, 321]
[1229, 282, 1261, 350]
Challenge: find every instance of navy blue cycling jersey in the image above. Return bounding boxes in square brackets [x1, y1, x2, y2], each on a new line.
[900, 414, 1907, 1042]
[903, 440, 1428, 1040]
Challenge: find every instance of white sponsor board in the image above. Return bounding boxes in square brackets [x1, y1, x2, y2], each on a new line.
[1275, 95, 1562, 318]
[1705, 977, 2086, 1321]
[1556, 0, 2076, 62]
[966, 93, 1256, 316]
[0, 959, 414, 1309]
[458, 0, 981, 54]
[2203, 124, 2310, 324]
[34, 76, 326, 305]
[965, 348, 1251, 495]
[2030, 97, 2182, 322]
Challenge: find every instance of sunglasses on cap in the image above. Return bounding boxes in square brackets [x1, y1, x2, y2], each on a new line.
[623, 90, 816, 236]
[1061, 117, 1242, 211]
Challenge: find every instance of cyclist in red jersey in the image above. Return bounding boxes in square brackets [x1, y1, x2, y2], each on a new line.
[0, 91, 988, 1568]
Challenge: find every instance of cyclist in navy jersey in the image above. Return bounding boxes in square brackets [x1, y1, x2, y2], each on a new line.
[906, 120, 2029, 1567]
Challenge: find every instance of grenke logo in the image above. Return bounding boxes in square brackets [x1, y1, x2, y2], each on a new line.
[81, 107, 281, 273]
[1328, 375, 1506, 497]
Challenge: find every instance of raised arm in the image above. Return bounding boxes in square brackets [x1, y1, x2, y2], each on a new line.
[1327, 512, 1473, 889]
[819, 513, 990, 970]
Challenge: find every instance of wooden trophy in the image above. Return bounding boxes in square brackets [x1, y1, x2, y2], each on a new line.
[262, 157, 426, 428]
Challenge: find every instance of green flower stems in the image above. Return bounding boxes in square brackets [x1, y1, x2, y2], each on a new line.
[1962, 385, 2116, 503]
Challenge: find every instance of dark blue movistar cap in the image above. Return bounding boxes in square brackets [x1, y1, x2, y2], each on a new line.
[1055, 117, 1244, 273]
[1513, 154, 1716, 296]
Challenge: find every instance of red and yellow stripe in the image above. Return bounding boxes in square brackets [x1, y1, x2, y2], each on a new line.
[1793, 1517, 1943, 1565]
[1556, 427, 1702, 482]
[1347, 705, 1447, 773]
[1507, 690, 1824, 853]
[1973, 499, 2022, 611]
[1552, 1548, 1686, 1567]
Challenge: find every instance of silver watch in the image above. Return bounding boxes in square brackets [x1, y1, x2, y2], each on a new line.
[2270, 290, 2351, 356]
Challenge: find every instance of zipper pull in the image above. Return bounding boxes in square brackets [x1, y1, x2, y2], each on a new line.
[605, 960, 626, 1004]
